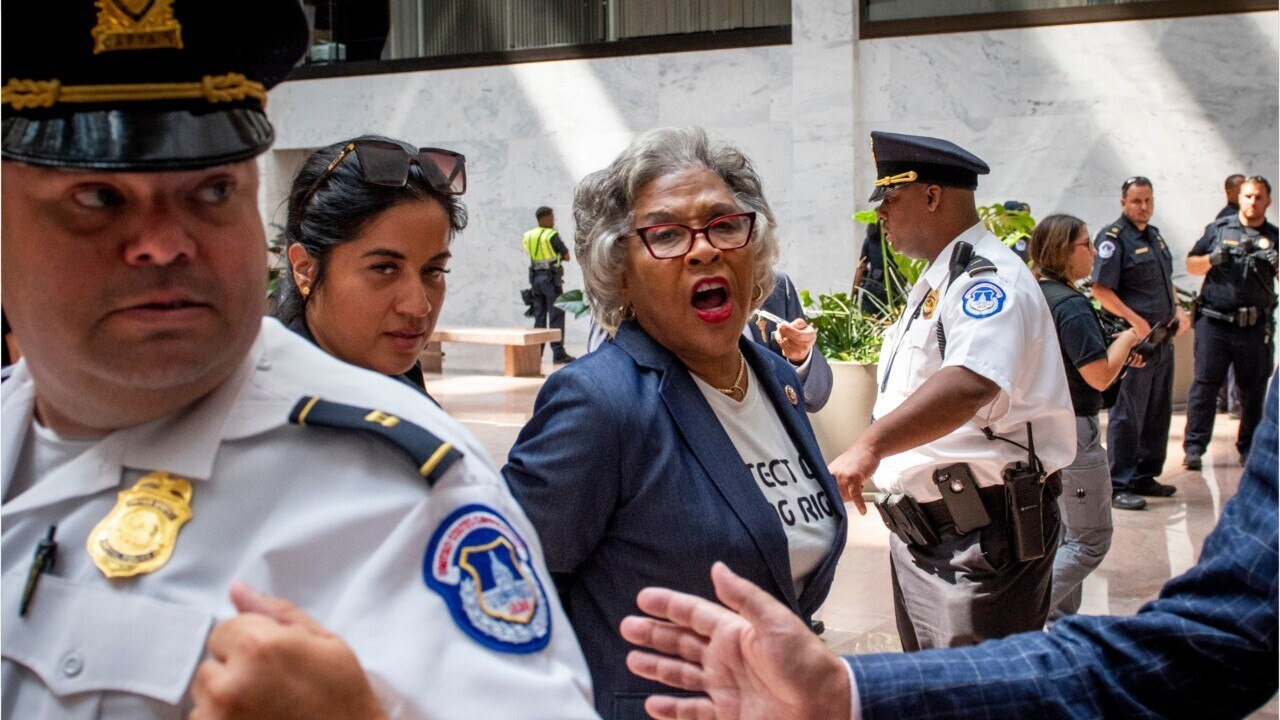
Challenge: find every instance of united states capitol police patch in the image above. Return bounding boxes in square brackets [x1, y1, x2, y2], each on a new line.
[1098, 240, 1116, 259]
[961, 281, 1006, 319]
[424, 504, 550, 653]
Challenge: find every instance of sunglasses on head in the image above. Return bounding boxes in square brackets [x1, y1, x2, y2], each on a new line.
[1121, 175, 1151, 194]
[300, 139, 467, 215]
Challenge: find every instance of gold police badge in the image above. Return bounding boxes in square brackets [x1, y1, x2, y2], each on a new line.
[922, 289, 939, 319]
[92, 0, 184, 54]
[87, 472, 193, 578]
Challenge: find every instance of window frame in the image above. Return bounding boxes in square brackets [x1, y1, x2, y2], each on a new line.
[859, 0, 1277, 40]
[287, 25, 790, 81]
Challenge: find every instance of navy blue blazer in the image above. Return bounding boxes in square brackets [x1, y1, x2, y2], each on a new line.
[504, 321, 848, 720]
[847, 374, 1280, 719]
[750, 271, 833, 412]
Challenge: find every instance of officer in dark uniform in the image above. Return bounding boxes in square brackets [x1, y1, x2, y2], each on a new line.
[853, 220, 898, 315]
[1091, 177, 1189, 507]
[522, 206, 575, 363]
[1216, 174, 1246, 220]
[1183, 176, 1278, 468]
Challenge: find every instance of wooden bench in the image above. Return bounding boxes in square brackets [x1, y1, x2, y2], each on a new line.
[419, 327, 562, 377]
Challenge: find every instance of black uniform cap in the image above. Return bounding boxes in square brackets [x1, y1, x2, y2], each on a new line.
[868, 131, 990, 203]
[2, 0, 309, 171]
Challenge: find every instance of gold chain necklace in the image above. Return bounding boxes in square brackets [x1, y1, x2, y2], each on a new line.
[717, 353, 747, 397]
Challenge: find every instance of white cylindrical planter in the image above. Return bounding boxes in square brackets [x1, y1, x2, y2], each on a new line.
[809, 361, 879, 463]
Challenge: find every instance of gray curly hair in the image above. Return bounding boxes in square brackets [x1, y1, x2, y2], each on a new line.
[574, 127, 780, 334]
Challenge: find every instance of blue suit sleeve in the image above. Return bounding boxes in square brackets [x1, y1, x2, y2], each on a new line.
[846, 375, 1280, 720]
[502, 364, 621, 577]
[778, 274, 833, 411]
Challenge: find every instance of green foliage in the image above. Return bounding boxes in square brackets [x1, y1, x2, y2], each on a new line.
[800, 289, 893, 365]
[977, 204, 1035, 251]
[266, 223, 287, 302]
[554, 289, 592, 319]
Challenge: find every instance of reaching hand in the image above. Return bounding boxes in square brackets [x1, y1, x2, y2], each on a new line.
[775, 318, 818, 365]
[621, 562, 851, 720]
[189, 582, 387, 720]
[827, 442, 878, 514]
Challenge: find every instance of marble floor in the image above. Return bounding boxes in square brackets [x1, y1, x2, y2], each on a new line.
[426, 360, 1277, 717]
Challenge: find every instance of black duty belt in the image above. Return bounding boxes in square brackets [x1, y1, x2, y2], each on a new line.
[1200, 305, 1267, 327]
[918, 484, 1007, 530]
[530, 260, 558, 270]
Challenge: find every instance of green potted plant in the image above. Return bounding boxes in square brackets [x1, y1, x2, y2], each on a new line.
[799, 283, 897, 461]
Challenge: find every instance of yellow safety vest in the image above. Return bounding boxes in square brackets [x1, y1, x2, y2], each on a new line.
[522, 227, 561, 266]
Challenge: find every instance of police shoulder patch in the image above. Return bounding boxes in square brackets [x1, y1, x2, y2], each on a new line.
[1097, 240, 1116, 259]
[424, 504, 551, 654]
[961, 280, 1006, 319]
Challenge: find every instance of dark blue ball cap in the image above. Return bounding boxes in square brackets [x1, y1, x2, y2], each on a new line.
[868, 131, 990, 203]
[1, 0, 309, 171]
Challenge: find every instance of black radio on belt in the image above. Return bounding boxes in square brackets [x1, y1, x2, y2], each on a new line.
[1001, 422, 1048, 563]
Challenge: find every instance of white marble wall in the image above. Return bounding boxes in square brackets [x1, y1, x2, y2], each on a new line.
[854, 11, 1280, 294]
[262, 6, 1278, 359]
[264, 44, 803, 357]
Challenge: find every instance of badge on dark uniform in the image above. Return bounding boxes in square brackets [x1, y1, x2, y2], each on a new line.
[93, 0, 184, 54]
[785, 385, 799, 405]
[87, 472, 194, 578]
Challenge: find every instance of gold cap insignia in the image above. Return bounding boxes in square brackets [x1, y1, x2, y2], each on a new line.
[873, 170, 919, 189]
[87, 472, 193, 578]
[785, 385, 799, 405]
[922, 289, 939, 320]
[93, 0, 184, 54]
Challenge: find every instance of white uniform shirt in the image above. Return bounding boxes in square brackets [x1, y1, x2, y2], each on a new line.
[1, 318, 597, 720]
[872, 223, 1076, 502]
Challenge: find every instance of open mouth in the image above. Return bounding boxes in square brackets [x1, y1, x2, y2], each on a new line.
[690, 277, 734, 323]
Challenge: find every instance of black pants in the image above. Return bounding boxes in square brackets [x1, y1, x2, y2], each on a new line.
[1185, 316, 1273, 456]
[1107, 343, 1174, 491]
[531, 270, 566, 356]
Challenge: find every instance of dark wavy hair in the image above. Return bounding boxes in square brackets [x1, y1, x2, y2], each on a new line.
[1028, 213, 1088, 284]
[274, 135, 468, 327]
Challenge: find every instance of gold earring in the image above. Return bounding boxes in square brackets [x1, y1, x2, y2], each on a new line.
[300, 285, 311, 299]
[619, 303, 635, 321]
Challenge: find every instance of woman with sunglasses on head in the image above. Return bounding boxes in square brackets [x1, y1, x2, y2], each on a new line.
[1028, 213, 1144, 624]
[276, 135, 466, 401]
[502, 127, 847, 718]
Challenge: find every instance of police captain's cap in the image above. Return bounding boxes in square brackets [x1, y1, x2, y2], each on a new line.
[868, 131, 990, 203]
[2, 0, 309, 171]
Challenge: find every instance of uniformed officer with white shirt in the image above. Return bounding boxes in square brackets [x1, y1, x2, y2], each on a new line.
[0, 2, 596, 718]
[828, 132, 1075, 650]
